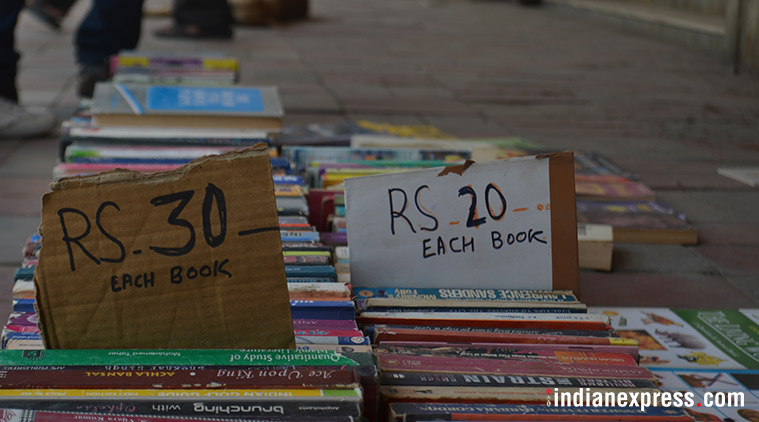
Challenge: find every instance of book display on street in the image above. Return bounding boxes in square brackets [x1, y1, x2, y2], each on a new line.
[1, 48, 747, 422]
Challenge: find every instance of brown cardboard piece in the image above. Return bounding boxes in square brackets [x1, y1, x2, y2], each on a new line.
[35, 144, 296, 349]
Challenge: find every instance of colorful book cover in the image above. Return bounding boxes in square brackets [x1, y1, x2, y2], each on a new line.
[92, 83, 282, 117]
[590, 307, 759, 370]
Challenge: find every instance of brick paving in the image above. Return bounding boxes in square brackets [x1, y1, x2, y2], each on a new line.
[0, 0, 758, 319]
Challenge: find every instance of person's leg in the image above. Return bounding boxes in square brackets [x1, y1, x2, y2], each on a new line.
[26, 0, 79, 30]
[174, 0, 232, 30]
[75, 0, 144, 97]
[156, 0, 233, 39]
[0, 0, 24, 102]
[0, 0, 56, 138]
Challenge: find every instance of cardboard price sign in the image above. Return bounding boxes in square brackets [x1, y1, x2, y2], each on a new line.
[345, 152, 578, 294]
[35, 145, 296, 349]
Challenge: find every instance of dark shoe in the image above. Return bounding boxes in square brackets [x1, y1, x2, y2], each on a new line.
[77, 62, 110, 99]
[154, 24, 233, 40]
[25, 0, 64, 30]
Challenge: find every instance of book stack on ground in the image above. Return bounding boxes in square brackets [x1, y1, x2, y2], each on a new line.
[352, 287, 695, 421]
[572, 151, 698, 246]
[111, 51, 239, 85]
[0, 348, 366, 421]
[1, 235, 41, 350]
[55, 50, 283, 180]
[1, 231, 366, 350]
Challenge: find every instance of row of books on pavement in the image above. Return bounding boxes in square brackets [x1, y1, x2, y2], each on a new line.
[0, 49, 736, 422]
[0, 51, 373, 422]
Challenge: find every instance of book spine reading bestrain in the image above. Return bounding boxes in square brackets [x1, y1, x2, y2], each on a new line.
[379, 372, 657, 389]
[378, 385, 660, 405]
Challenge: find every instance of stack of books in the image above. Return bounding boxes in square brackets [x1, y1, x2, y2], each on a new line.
[0, 348, 365, 420]
[572, 151, 698, 246]
[351, 287, 694, 421]
[111, 51, 239, 85]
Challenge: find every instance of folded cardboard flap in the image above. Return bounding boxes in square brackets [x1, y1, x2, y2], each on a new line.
[35, 144, 296, 349]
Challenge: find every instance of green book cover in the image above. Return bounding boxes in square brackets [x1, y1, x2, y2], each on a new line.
[0, 349, 358, 367]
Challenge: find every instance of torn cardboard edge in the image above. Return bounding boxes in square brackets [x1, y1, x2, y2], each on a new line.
[437, 159, 476, 177]
[50, 142, 270, 191]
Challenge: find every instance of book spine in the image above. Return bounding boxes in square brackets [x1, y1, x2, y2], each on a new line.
[373, 327, 635, 348]
[0, 350, 358, 367]
[285, 266, 337, 278]
[293, 330, 364, 337]
[379, 372, 656, 389]
[380, 385, 659, 405]
[0, 398, 361, 419]
[365, 324, 615, 338]
[356, 312, 610, 331]
[374, 346, 637, 366]
[377, 354, 654, 379]
[1, 409, 356, 422]
[295, 345, 373, 354]
[291, 320, 358, 330]
[284, 255, 330, 266]
[360, 306, 582, 314]
[351, 288, 580, 303]
[0, 368, 360, 389]
[388, 402, 693, 422]
[295, 336, 370, 346]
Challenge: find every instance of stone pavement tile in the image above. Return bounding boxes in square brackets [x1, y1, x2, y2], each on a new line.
[0, 216, 40, 266]
[281, 93, 342, 114]
[726, 276, 759, 305]
[610, 244, 718, 275]
[0, 177, 51, 217]
[346, 114, 427, 127]
[614, 159, 751, 190]
[0, 141, 21, 164]
[656, 191, 759, 225]
[579, 272, 759, 308]
[242, 70, 321, 87]
[0, 138, 58, 178]
[341, 97, 478, 116]
[695, 245, 759, 277]
[697, 223, 759, 246]
[282, 113, 349, 127]
[386, 87, 453, 100]
[0, 265, 14, 321]
[317, 71, 394, 87]
[328, 85, 394, 100]
[420, 116, 511, 138]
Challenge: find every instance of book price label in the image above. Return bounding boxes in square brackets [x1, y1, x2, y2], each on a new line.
[346, 153, 578, 291]
[36, 145, 295, 349]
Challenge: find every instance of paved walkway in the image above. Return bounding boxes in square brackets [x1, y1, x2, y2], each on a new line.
[1, 0, 758, 319]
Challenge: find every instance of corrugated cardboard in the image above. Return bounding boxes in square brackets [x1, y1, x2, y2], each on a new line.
[35, 144, 295, 349]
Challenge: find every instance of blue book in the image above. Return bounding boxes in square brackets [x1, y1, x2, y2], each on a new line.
[91, 83, 284, 130]
[12, 299, 35, 313]
[13, 267, 35, 282]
